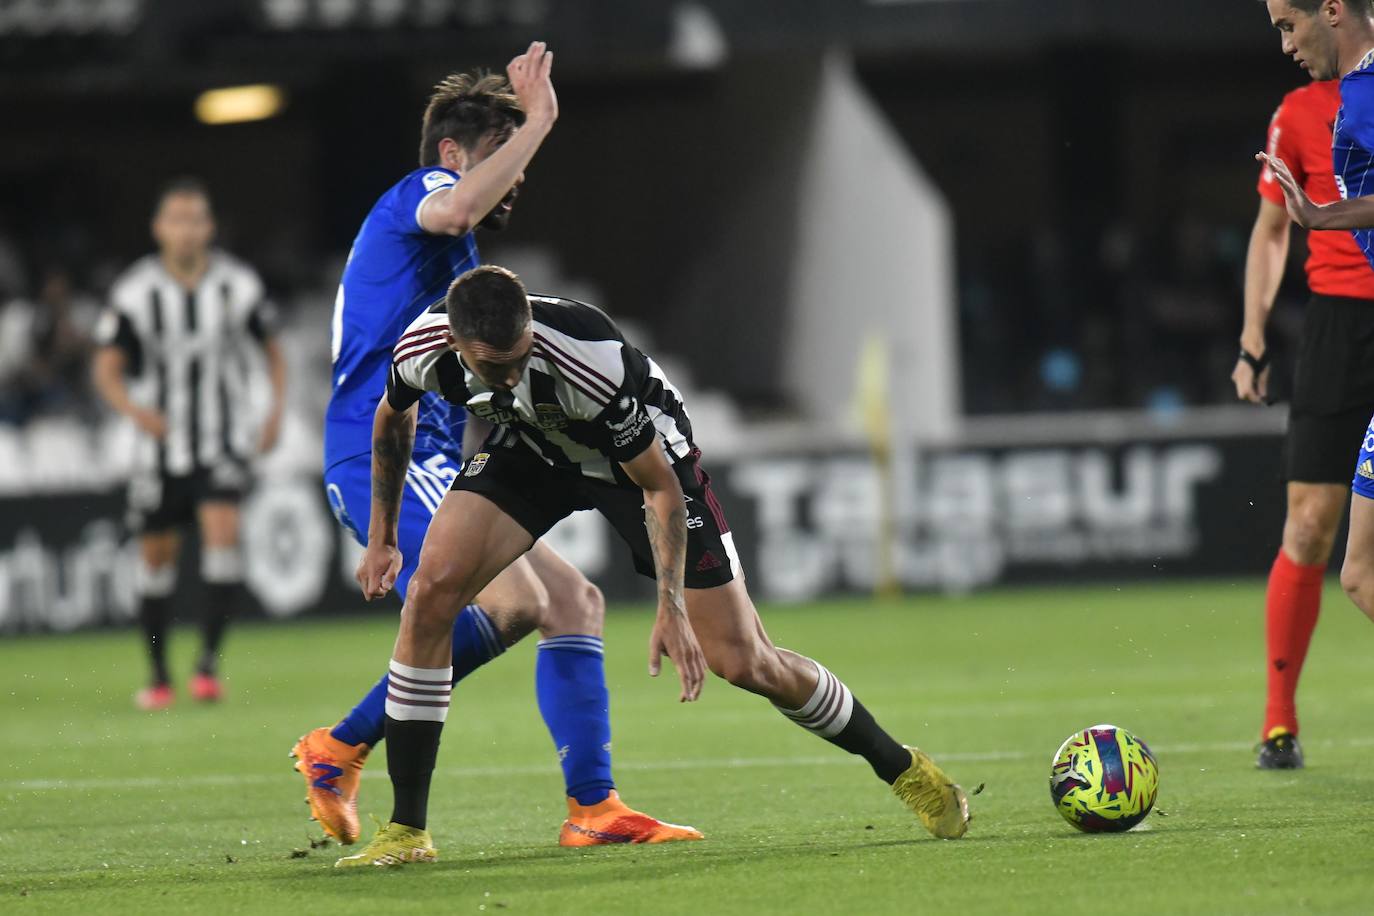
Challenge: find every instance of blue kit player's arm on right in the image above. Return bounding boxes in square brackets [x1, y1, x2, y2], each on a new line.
[1341, 65, 1374, 153]
[1353, 416, 1374, 501]
[1263, 62, 1374, 231]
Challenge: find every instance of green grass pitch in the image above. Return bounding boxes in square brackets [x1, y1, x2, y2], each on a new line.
[4, 581, 1374, 914]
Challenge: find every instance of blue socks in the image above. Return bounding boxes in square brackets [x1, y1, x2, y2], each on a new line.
[331, 605, 504, 747]
[330, 615, 617, 807]
[536, 635, 615, 805]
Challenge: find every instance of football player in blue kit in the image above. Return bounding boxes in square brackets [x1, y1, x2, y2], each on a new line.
[291, 42, 700, 848]
[1258, 1, 1374, 630]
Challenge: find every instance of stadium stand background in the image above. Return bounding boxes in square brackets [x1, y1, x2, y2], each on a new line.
[0, 0, 1319, 628]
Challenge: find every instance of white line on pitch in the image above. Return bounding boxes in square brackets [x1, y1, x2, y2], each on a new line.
[6, 736, 1374, 793]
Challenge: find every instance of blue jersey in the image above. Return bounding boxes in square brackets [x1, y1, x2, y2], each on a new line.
[325, 167, 480, 469]
[1335, 51, 1374, 271]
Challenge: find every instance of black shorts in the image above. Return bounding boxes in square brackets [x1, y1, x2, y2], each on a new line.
[450, 441, 738, 590]
[1285, 294, 1374, 483]
[127, 460, 249, 533]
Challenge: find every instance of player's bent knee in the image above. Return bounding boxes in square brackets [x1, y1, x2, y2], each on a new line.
[538, 579, 603, 634]
[405, 572, 471, 628]
[573, 581, 605, 625]
[400, 598, 461, 645]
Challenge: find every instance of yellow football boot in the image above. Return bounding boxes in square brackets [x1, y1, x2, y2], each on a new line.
[892, 745, 971, 839]
[290, 726, 368, 844]
[334, 822, 437, 868]
[558, 791, 705, 846]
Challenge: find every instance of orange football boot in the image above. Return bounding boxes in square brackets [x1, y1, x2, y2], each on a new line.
[290, 726, 369, 844]
[558, 791, 704, 846]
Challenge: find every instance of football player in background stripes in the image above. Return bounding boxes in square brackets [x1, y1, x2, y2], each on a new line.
[91, 177, 287, 710]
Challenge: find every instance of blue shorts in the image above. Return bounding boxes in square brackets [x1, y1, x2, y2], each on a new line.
[324, 450, 461, 599]
[1353, 413, 1374, 501]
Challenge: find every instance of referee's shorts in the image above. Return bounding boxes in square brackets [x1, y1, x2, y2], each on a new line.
[1283, 293, 1374, 485]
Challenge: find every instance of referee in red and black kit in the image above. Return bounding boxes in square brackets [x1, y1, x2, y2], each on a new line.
[1236, 77, 1374, 769]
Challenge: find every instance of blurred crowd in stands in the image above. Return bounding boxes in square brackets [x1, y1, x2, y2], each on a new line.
[958, 213, 1306, 415]
[0, 210, 1308, 426]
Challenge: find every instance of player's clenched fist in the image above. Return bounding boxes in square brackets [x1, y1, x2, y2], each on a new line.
[507, 40, 557, 126]
[357, 543, 403, 601]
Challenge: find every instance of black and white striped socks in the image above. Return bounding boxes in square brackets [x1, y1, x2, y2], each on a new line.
[385, 660, 453, 722]
[775, 661, 855, 738]
[383, 660, 453, 830]
[775, 659, 912, 784]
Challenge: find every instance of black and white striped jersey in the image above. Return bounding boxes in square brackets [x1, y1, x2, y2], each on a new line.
[95, 252, 274, 476]
[387, 295, 695, 486]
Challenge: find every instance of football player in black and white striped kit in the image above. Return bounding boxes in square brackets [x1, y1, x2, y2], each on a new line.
[338, 265, 971, 867]
[92, 178, 287, 710]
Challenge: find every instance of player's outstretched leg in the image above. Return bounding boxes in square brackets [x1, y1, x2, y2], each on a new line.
[337, 492, 536, 868]
[297, 458, 514, 844]
[293, 603, 505, 844]
[302, 541, 698, 846]
[687, 579, 970, 839]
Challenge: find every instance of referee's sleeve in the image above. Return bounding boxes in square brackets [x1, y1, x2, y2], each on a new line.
[386, 362, 425, 411]
[1258, 101, 1298, 205]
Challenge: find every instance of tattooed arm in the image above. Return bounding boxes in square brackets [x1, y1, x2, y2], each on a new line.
[356, 396, 418, 601]
[621, 443, 706, 702]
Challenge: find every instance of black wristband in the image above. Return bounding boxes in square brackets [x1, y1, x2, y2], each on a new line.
[1239, 347, 1270, 374]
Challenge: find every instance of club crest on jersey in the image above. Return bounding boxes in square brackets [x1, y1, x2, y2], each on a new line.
[534, 402, 568, 430]
[464, 453, 490, 477]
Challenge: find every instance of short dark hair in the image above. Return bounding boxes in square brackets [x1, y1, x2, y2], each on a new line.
[1273, 0, 1374, 13]
[446, 265, 531, 348]
[154, 176, 211, 216]
[418, 71, 525, 167]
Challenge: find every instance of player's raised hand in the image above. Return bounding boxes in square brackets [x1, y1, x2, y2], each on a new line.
[648, 606, 706, 702]
[356, 543, 403, 601]
[507, 41, 557, 126]
[1257, 151, 1320, 228]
